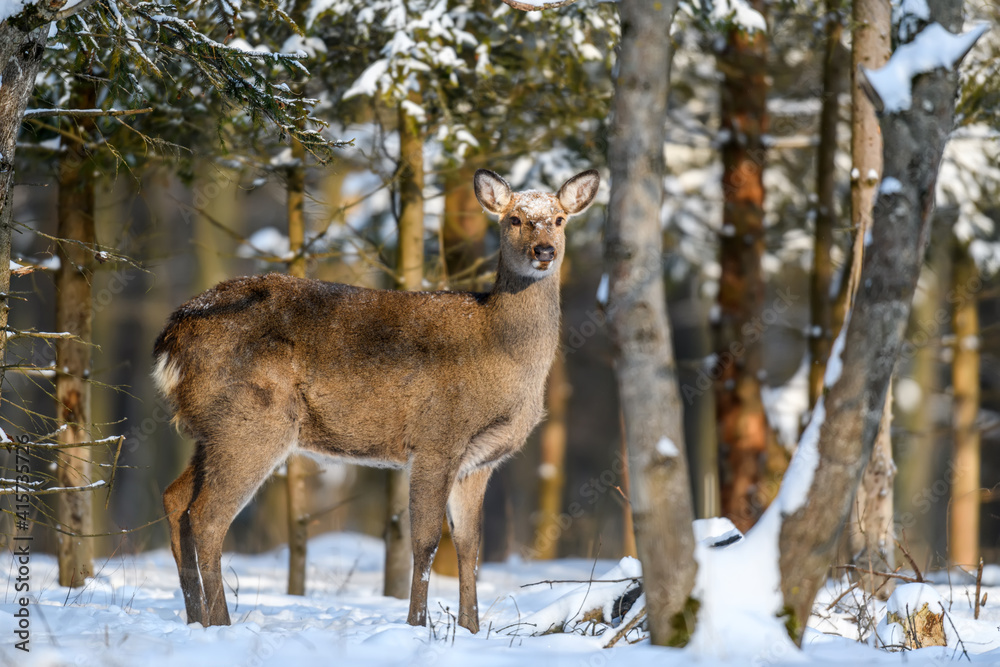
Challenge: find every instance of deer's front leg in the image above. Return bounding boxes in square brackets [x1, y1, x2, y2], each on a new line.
[406, 456, 455, 627]
[447, 466, 492, 634]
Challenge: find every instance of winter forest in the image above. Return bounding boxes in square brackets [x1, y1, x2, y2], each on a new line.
[0, 0, 999, 663]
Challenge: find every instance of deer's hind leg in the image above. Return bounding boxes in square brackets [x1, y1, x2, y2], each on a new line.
[447, 466, 492, 634]
[186, 414, 298, 626]
[163, 463, 204, 624]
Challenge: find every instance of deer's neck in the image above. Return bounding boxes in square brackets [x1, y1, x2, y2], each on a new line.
[485, 258, 562, 361]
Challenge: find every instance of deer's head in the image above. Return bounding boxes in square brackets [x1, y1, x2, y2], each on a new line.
[474, 169, 600, 279]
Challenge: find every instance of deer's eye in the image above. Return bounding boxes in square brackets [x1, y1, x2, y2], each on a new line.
[555, 217, 565, 227]
[509, 216, 521, 226]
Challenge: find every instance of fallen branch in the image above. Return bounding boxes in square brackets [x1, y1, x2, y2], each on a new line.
[520, 576, 641, 589]
[603, 606, 646, 648]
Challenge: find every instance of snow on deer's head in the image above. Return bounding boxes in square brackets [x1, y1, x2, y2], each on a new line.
[474, 169, 600, 279]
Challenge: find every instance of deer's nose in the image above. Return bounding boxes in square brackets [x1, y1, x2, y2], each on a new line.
[533, 245, 555, 262]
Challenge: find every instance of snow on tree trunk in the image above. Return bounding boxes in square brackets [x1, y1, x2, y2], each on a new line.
[949, 237, 980, 568]
[55, 76, 97, 588]
[713, 0, 784, 533]
[778, 0, 985, 641]
[286, 135, 311, 597]
[842, 0, 895, 599]
[604, 0, 697, 646]
[384, 102, 422, 596]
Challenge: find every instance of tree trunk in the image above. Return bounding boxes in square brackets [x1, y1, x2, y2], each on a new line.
[442, 165, 487, 286]
[432, 163, 487, 574]
[808, 4, 844, 408]
[605, 0, 696, 645]
[55, 76, 97, 588]
[847, 380, 896, 595]
[778, 1, 979, 640]
[0, 16, 53, 426]
[384, 102, 422, 597]
[713, 2, 780, 533]
[841, 0, 895, 598]
[285, 135, 311, 596]
[531, 350, 568, 559]
[950, 238, 980, 568]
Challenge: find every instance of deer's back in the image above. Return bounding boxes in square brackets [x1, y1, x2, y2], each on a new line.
[154, 273, 543, 467]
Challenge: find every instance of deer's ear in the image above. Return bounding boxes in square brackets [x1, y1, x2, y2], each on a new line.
[474, 169, 512, 215]
[557, 170, 600, 215]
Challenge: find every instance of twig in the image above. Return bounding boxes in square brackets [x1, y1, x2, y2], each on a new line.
[24, 107, 153, 120]
[834, 565, 922, 584]
[940, 603, 971, 661]
[824, 578, 862, 612]
[898, 530, 924, 582]
[975, 557, 984, 620]
[520, 576, 640, 589]
[603, 606, 646, 648]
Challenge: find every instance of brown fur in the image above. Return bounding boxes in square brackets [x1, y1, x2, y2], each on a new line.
[155, 169, 600, 632]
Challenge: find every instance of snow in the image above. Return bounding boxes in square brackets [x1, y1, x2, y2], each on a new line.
[655, 436, 679, 458]
[862, 22, 990, 113]
[237, 227, 291, 259]
[520, 557, 642, 635]
[878, 177, 903, 195]
[761, 361, 809, 451]
[595, 273, 609, 306]
[5, 531, 1000, 664]
[892, 0, 930, 43]
[884, 583, 946, 618]
[0, 0, 27, 24]
[692, 0, 767, 33]
[343, 59, 389, 100]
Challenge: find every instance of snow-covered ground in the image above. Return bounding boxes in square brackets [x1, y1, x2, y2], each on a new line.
[2, 532, 999, 665]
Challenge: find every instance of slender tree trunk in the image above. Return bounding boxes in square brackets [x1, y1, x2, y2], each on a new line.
[531, 350, 569, 559]
[713, 3, 779, 533]
[841, 0, 895, 597]
[778, 1, 980, 640]
[808, 4, 844, 408]
[384, 103, 422, 597]
[950, 238, 980, 568]
[55, 77, 97, 587]
[442, 165, 487, 286]
[431, 163, 487, 574]
[605, 0, 696, 645]
[285, 135, 311, 596]
[0, 17, 52, 420]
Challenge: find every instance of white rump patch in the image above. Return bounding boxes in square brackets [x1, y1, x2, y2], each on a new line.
[152, 354, 182, 397]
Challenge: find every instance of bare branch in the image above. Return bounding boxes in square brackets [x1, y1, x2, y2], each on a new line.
[23, 107, 153, 120]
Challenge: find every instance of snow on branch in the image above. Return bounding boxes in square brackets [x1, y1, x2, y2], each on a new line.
[24, 107, 153, 120]
[0, 479, 107, 496]
[498, 0, 582, 11]
[859, 22, 990, 114]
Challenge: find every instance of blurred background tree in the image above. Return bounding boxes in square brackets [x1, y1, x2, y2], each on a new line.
[3, 0, 999, 594]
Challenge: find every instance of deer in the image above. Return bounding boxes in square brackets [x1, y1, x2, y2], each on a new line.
[153, 168, 600, 634]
